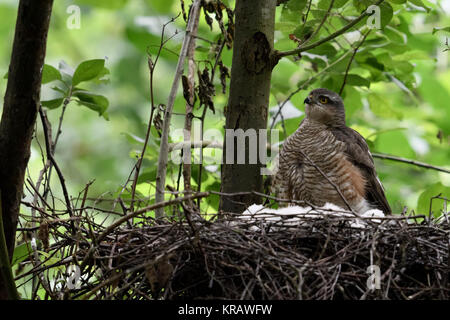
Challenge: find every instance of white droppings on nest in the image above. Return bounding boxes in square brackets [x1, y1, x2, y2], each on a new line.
[237, 203, 386, 231]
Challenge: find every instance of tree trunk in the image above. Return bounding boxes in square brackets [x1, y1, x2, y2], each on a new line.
[0, 0, 54, 299]
[220, 0, 277, 213]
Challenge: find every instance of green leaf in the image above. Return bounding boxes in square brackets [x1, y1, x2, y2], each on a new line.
[285, 0, 308, 11]
[408, 0, 431, 12]
[432, 27, 450, 35]
[75, 0, 128, 9]
[343, 86, 363, 118]
[374, 130, 415, 158]
[275, 21, 298, 32]
[137, 168, 157, 184]
[281, 0, 308, 22]
[364, 57, 385, 71]
[393, 50, 431, 61]
[12, 242, 35, 266]
[41, 98, 64, 110]
[368, 92, 401, 119]
[319, 0, 348, 9]
[145, 0, 175, 13]
[42, 64, 62, 84]
[72, 59, 105, 86]
[74, 91, 109, 119]
[353, 0, 374, 11]
[379, 2, 394, 29]
[293, 24, 314, 40]
[417, 183, 450, 216]
[308, 43, 337, 56]
[58, 60, 74, 76]
[191, 165, 210, 184]
[344, 74, 370, 88]
[125, 26, 164, 54]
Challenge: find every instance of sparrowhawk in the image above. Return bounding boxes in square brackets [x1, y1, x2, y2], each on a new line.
[272, 88, 391, 214]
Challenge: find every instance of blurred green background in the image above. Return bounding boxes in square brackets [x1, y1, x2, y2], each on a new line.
[0, 0, 449, 217]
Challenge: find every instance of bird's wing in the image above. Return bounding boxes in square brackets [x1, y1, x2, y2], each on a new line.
[331, 126, 392, 214]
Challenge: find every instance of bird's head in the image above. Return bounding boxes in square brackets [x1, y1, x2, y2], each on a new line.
[303, 88, 345, 127]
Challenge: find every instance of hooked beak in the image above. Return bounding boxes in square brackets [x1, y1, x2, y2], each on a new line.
[304, 96, 311, 104]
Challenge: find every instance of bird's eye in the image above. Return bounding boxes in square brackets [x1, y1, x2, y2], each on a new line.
[319, 96, 329, 104]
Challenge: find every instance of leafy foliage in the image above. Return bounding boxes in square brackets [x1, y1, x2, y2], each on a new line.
[41, 59, 110, 119]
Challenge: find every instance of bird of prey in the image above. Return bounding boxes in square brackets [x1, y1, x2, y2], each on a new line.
[272, 88, 391, 214]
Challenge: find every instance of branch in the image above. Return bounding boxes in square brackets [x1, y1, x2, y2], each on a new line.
[276, 0, 385, 59]
[154, 0, 202, 218]
[38, 108, 75, 232]
[339, 29, 371, 95]
[372, 153, 450, 174]
[182, 8, 200, 196]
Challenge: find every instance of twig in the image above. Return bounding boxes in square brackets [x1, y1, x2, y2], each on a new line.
[130, 16, 179, 212]
[38, 108, 75, 232]
[155, 0, 202, 218]
[372, 153, 450, 174]
[182, 6, 200, 196]
[339, 29, 371, 95]
[301, 0, 335, 48]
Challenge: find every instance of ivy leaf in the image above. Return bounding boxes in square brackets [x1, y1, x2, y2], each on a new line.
[74, 91, 109, 119]
[72, 59, 106, 86]
[417, 183, 450, 217]
[42, 64, 62, 84]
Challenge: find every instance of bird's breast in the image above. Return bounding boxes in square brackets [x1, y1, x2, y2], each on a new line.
[280, 124, 366, 210]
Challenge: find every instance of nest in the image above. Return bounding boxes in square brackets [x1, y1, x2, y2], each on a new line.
[21, 200, 449, 300]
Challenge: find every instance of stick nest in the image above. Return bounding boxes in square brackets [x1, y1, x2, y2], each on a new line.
[29, 204, 449, 300]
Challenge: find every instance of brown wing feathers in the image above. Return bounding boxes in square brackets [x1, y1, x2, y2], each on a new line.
[331, 127, 392, 214]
